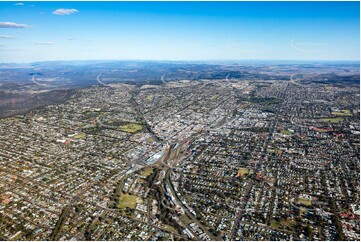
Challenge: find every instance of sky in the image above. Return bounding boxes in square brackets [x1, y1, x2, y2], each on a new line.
[0, 1, 359, 63]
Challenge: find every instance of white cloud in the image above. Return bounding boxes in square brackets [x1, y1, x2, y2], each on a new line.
[34, 42, 54, 45]
[0, 35, 16, 39]
[14, 3, 24, 6]
[0, 22, 31, 28]
[53, 8, 79, 15]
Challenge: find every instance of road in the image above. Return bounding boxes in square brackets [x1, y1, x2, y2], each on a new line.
[230, 121, 277, 240]
[165, 168, 217, 240]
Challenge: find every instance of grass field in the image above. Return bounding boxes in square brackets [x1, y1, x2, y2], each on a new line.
[281, 129, 293, 135]
[321, 117, 344, 123]
[275, 149, 283, 155]
[140, 167, 153, 177]
[237, 168, 250, 177]
[267, 148, 275, 153]
[297, 197, 312, 206]
[210, 95, 219, 100]
[270, 219, 296, 230]
[117, 193, 142, 209]
[83, 111, 111, 118]
[270, 220, 281, 229]
[165, 225, 178, 234]
[146, 137, 155, 143]
[180, 214, 192, 225]
[73, 133, 86, 139]
[331, 110, 352, 116]
[146, 95, 154, 102]
[267, 148, 282, 154]
[117, 123, 143, 133]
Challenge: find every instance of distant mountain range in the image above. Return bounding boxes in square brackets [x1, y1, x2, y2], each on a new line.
[0, 60, 359, 118]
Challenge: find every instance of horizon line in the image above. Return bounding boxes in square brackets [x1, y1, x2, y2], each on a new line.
[1, 58, 360, 65]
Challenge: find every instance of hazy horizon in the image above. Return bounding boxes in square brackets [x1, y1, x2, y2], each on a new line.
[1, 58, 360, 65]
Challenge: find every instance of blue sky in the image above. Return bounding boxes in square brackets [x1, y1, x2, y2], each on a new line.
[0, 1, 359, 62]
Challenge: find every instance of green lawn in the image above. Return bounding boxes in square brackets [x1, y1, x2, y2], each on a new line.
[270, 220, 281, 229]
[83, 111, 111, 118]
[275, 149, 283, 155]
[73, 133, 86, 139]
[297, 197, 312, 206]
[237, 168, 250, 177]
[321, 117, 344, 123]
[331, 110, 352, 116]
[281, 129, 293, 135]
[146, 95, 154, 102]
[267, 148, 282, 155]
[210, 95, 219, 100]
[146, 137, 155, 143]
[270, 219, 296, 230]
[117, 193, 142, 209]
[117, 123, 143, 133]
[267, 148, 275, 153]
[180, 214, 192, 225]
